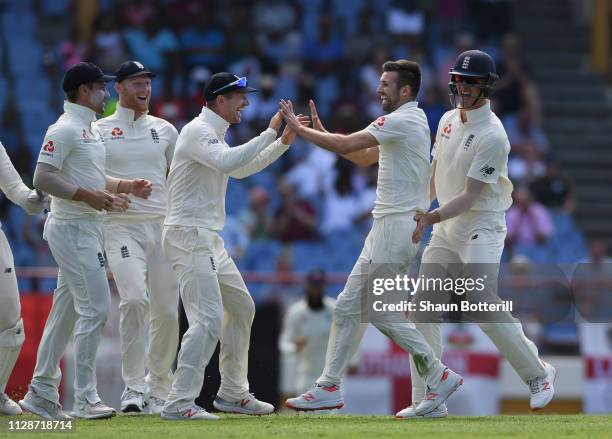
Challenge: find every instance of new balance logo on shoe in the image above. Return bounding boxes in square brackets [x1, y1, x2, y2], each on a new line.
[321, 386, 338, 392]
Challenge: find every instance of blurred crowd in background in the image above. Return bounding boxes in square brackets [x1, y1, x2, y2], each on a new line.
[0, 0, 607, 356]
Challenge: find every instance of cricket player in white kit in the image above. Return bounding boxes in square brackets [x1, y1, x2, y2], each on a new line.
[280, 60, 463, 416]
[161, 72, 309, 421]
[406, 50, 556, 418]
[95, 61, 179, 414]
[279, 269, 336, 394]
[0, 142, 47, 416]
[19, 62, 153, 420]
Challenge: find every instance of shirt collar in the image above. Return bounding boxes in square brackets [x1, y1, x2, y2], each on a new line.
[115, 104, 148, 122]
[199, 106, 230, 137]
[63, 101, 97, 125]
[395, 100, 418, 112]
[460, 101, 492, 124]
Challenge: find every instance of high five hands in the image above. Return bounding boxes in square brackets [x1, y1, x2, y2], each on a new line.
[279, 98, 326, 139]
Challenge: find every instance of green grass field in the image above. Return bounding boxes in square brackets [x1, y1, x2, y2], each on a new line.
[1, 413, 611, 438]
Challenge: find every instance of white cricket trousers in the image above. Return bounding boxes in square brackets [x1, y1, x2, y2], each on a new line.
[410, 220, 546, 403]
[317, 213, 445, 389]
[104, 219, 179, 399]
[0, 228, 25, 394]
[162, 225, 255, 412]
[30, 217, 110, 406]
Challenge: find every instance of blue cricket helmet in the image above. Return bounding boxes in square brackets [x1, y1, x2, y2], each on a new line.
[449, 50, 499, 106]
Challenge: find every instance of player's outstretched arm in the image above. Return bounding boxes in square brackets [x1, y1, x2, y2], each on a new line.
[230, 115, 310, 179]
[342, 147, 380, 167]
[412, 177, 485, 243]
[307, 99, 379, 167]
[192, 112, 281, 175]
[280, 99, 378, 155]
[0, 142, 47, 214]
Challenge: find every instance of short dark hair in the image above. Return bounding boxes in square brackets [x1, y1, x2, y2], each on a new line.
[65, 83, 94, 103]
[382, 60, 421, 98]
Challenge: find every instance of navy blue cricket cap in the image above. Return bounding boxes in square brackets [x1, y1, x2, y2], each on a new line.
[114, 60, 156, 82]
[204, 72, 257, 102]
[306, 268, 326, 284]
[62, 62, 115, 92]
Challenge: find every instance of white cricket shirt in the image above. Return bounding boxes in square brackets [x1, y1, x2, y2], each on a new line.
[165, 106, 285, 231]
[95, 105, 178, 222]
[365, 101, 431, 218]
[279, 297, 335, 387]
[433, 102, 513, 212]
[37, 101, 107, 220]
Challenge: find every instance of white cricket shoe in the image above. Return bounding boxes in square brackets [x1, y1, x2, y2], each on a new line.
[161, 405, 219, 420]
[71, 401, 116, 419]
[395, 403, 447, 419]
[414, 368, 463, 416]
[148, 396, 166, 415]
[213, 393, 274, 415]
[19, 389, 73, 420]
[121, 388, 145, 414]
[0, 393, 22, 416]
[529, 361, 556, 410]
[285, 384, 344, 411]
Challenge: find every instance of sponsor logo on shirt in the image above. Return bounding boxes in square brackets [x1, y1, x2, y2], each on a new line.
[151, 128, 160, 143]
[371, 116, 386, 128]
[479, 165, 495, 177]
[441, 122, 452, 139]
[210, 256, 216, 272]
[110, 127, 125, 140]
[208, 138, 219, 145]
[464, 134, 475, 150]
[41, 140, 55, 156]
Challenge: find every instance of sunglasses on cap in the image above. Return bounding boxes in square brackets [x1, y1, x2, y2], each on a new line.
[213, 76, 248, 94]
[450, 74, 485, 85]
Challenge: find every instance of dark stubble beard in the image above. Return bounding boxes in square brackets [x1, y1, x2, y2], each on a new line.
[382, 90, 400, 113]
